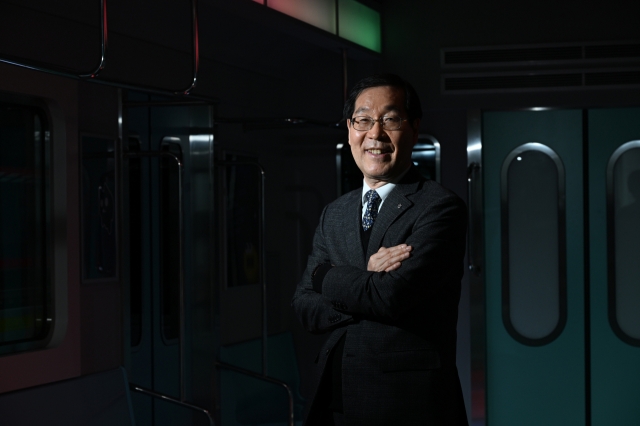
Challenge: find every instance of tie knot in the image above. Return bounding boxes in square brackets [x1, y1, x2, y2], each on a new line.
[366, 190, 380, 204]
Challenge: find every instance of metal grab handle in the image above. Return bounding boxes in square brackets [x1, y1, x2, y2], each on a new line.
[130, 384, 215, 426]
[1, 0, 108, 78]
[467, 162, 482, 276]
[215, 361, 294, 426]
[175, 0, 200, 95]
[125, 150, 186, 402]
[78, 0, 108, 78]
[216, 159, 268, 376]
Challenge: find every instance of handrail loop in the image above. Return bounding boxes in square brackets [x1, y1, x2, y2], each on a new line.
[176, 0, 200, 95]
[79, 0, 108, 78]
[0, 0, 108, 79]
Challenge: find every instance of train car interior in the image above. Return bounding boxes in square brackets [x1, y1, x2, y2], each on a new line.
[0, 0, 639, 425]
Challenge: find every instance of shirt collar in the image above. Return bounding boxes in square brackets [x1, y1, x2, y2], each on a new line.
[361, 181, 395, 205]
[360, 167, 410, 205]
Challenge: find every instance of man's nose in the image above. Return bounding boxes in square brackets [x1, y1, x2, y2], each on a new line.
[366, 120, 385, 139]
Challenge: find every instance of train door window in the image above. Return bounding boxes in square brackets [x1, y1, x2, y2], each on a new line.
[160, 140, 183, 342]
[222, 152, 261, 288]
[0, 100, 52, 354]
[608, 141, 640, 344]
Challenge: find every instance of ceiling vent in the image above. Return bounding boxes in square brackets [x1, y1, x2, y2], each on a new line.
[441, 41, 640, 93]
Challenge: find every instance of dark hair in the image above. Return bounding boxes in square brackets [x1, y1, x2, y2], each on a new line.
[343, 73, 422, 122]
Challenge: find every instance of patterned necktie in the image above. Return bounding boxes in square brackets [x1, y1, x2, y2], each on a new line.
[362, 190, 381, 231]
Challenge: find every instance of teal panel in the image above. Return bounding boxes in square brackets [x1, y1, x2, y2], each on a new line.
[483, 110, 584, 425]
[588, 108, 640, 426]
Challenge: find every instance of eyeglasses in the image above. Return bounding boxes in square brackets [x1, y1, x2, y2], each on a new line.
[350, 115, 408, 131]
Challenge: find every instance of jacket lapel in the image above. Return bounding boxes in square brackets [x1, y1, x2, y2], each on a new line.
[344, 191, 367, 268]
[366, 171, 422, 260]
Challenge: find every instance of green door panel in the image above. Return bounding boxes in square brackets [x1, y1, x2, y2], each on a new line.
[483, 110, 585, 426]
[588, 108, 640, 426]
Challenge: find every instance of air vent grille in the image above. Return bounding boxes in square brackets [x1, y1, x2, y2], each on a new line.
[585, 44, 640, 59]
[444, 47, 582, 65]
[444, 74, 582, 91]
[442, 41, 640, 92]
[443, 70, 640, 92]
[585, 70, 640, 86]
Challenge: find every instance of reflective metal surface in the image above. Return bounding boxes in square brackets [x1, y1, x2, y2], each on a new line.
[215, 361, 295, 426]
[175, 0, 200, 95]
[415, 134, 441, 182]
[130, 384, 215, 426]
[78, 0, 108, 78]
[466, 109, 484, 426]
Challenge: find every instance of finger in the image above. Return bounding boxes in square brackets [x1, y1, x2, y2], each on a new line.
[387, 248, 411, 263]
[369, 245, 412, 272]
[384, 261, 402, 272]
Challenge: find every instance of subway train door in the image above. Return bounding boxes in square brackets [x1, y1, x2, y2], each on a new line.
[587, 108, 640, 426]
[481, 108, 640, 425]
[124, 96, 216, 426]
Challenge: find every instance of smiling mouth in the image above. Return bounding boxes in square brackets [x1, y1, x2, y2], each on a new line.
[366, 148, 392, 155]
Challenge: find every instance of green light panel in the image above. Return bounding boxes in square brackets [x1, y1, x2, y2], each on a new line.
[268, 0, 337, 34]
[338, 0, 381, 52]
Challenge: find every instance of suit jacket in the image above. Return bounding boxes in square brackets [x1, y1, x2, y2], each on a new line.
[292, 168, 468, 426]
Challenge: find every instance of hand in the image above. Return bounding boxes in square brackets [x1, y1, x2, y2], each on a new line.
[367, 244, 412, 272]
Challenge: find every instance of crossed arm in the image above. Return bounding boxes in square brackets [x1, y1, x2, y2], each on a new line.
[290, 243, 412, 334]
[291, 194, 466, 333]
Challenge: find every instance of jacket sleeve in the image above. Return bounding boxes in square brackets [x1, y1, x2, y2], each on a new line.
[319, 194, 467, 322]
[291, 205, 353, 333]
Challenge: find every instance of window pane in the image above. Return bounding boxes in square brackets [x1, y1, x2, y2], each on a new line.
[0, 102, 51, 350]
[501, 144, 566, 345]
[225, 155, 261, 288]
[610, 143, 640, 343]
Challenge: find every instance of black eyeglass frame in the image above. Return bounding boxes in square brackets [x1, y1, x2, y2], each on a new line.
[349, 115, 409, 131]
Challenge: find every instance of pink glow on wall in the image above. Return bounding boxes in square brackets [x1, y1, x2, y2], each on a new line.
[268, 0, 337, 34]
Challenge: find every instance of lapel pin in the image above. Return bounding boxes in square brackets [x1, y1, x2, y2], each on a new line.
[397, 204, 402, 209]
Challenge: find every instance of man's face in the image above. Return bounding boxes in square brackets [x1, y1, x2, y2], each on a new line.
[348, 86, 419, 187]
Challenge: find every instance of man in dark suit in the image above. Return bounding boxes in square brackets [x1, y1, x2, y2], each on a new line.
[292, 74, 468, 425]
